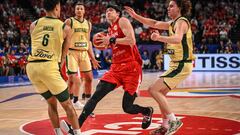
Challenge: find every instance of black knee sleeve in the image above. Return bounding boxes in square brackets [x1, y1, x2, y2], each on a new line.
[122, 92, 148, 115]
[78, 80, 116, 127]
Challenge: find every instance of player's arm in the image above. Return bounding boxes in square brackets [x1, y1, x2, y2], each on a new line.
[87, 22, 101, 69]
[64, 18, 72, 28]
[124, 6, 170, 30]
[61, 24, 72, 66]
[151, 20, 189, 44]
[114, 17, 136, 47]
[29, 20, 37, 34]
[97, 17, 136, 47]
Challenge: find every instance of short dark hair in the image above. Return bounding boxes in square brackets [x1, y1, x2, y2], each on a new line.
[75, 1, 84, 7]
[168, 0, 192, 17]
[106, 4, 122, 17]
[43, 0, 60, 11]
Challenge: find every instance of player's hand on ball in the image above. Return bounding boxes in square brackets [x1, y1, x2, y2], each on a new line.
[96, 35, 110, 47]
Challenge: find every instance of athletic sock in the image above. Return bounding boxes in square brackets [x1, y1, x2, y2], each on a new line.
[162, 118, 170, 128]
[70, 94, 73, 100]
[54, 128, 63, 135]
[73, 129, 81, 135]
[166, 113, 177, 121]
[73, 96, 78, 103]
[82, 93, 86, 100]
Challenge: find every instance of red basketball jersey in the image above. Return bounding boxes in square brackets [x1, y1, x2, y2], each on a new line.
[107, 17, 142, 65]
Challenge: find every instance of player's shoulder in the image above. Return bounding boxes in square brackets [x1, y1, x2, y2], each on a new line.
[118, 17, 131, 27]
[64, 17, 73, 25]
[119, 17, 129, 22]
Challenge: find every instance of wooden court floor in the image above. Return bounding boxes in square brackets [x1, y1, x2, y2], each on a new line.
[0, 71, 240, 135]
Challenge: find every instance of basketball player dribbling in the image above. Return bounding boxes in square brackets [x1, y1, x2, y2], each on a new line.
[60, 4, 154, 135]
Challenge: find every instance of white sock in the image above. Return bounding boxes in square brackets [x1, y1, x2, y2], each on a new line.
[73, 129, 81, 135]
[54, 128, 63, 135]
[166, 113, 177, 121]
[162, 118, 169, 128]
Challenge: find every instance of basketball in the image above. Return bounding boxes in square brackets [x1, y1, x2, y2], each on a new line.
[93, 32, 108, 50]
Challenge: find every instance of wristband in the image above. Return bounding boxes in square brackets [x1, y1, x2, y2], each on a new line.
[109, 37, 116, 44]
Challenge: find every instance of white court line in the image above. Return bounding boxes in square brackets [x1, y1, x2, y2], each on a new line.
[19, 121, 34, 135]
[19, 118, 51, 135]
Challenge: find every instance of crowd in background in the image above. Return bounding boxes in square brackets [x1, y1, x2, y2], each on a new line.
[0, 0, 239, 76]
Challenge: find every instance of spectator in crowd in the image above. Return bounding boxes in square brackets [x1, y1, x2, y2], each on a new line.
[199, 39, 208, 54]
[217, 40, 225, 53]
[155, 50, 163, 71]
[235, 41, 240, 53]
[18, 56, 27, 75]
[0, 55, 6, 76]
[142, 50, 151, 69]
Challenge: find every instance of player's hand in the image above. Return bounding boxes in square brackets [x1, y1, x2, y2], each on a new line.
[151, 30, 160, 41]
[92, 59, 101, 69]
[96, 35, 110, 47]
[124, 6, 137, 18]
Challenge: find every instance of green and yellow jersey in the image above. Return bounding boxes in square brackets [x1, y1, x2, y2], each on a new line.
[69, 17, 90, 51]
[28, 16, 64, 62]
[167, 16, 195, 62]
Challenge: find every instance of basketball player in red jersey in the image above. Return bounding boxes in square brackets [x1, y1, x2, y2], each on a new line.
[60, 4, 153, 134]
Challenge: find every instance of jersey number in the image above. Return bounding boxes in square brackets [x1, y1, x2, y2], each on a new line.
[42, 34, 50, 46]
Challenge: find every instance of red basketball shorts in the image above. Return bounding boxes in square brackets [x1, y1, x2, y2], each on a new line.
[100, 61, 142, 95]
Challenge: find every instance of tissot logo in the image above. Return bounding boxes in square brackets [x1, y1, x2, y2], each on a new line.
[21, 114, 240, 135]
[198, 56, 240, 68]
[164, 54, 240, 71]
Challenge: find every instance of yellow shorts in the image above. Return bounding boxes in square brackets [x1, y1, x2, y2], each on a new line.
[66, 50, 92, 74]
[160, 61, 193, 89]
[26, 61, 68, 95]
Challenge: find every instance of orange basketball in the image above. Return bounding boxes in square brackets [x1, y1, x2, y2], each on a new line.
[93, 32, 108, 50]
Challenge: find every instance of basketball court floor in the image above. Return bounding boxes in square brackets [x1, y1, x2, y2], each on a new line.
[0, 71, 240, 135]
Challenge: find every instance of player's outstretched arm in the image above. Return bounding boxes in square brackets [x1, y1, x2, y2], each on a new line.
[151, 20, 189, 44]
[124, 6, 170, 30]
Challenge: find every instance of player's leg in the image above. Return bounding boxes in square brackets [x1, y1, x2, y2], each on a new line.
[148, 78, 173, 135]
[27, 63, 65, 135]
[121, 61, 153, 129]
[80, 71, 95, 117]
[79, 55, 93, 103]
[41, 62, 81, 135]
[66, 52, 83, 109]
[122, 91, 153, 129]
[148, 61, 192, 135]
[80, 71, 93, 101]
[70, 74, 84, 109]
[60, 80, 117, 135]
[78, 80, 116, 127]
[57, 89, 81, 135]
[44, 93, 63, 135]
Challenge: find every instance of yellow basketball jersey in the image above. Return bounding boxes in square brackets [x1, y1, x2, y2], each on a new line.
[168, 17, 195, 62]
[70, 17, 90, 51]
[28, 16, 64, 62]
